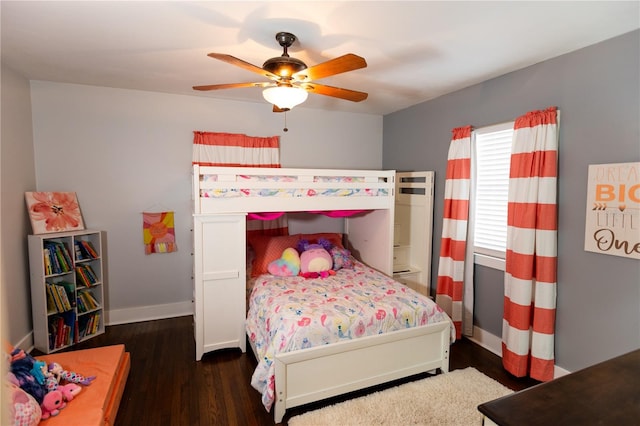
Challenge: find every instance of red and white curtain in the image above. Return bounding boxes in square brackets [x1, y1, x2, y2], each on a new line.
[502, 107, 558, 381]
[436, 126, 472, 339]
[192, 131, 280, 168]
[192, 131, 288, 236]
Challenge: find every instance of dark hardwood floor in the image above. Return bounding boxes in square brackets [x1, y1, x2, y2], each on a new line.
[37, 316, 540, 425]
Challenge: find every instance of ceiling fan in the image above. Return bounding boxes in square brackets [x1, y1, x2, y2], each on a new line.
[193, 32, 368, 112]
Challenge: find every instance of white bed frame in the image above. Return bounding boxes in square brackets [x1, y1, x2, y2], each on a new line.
[192, 165, 451, 423]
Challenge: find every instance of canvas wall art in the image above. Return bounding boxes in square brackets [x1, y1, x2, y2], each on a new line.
[584, 162, 640, 260]
[25, 192, 85, 234]
[142, 211, 177, 254]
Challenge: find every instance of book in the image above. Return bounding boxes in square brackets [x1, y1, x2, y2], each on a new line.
[76, 294, 86, 312]
[82, 264, 98, 283]
[43, 248, 53, 275]
[54, 316, 64, 348]
[75, 265, 95, 287]
[47, 283, 63, 312]
[58, 281, 75, 309]
[55, 285, 71, 311]
[44, 243, 61, 274]
[46, 283, 62, 313]
[74, 241, 85, 260]
[73, 317, 79, 344]
[67, 311, 77, 345]
[60, 243, 73, 271]
[45, 284, 57, 313]
[91, 312, 100, 335]
[80, 240, 99, 258]
[45, 241, 73, 273]
[78, 290, 98, 311]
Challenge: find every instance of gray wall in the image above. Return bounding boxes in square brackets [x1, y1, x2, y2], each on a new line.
[2, 75, 382, 348]
[1, 65, 37, 346]
[383, 30, 640, 372]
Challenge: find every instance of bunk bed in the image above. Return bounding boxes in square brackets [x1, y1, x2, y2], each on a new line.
[192, 165, 454, 423]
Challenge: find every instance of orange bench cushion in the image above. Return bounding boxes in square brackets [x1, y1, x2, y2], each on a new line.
[37, 344, 130, 426]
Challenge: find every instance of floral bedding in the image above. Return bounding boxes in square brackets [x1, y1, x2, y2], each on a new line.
[200, 174, 388, 198]
[246, 260, 455, 411]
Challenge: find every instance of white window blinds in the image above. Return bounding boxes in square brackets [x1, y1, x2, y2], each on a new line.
[473, 122, 513, 259]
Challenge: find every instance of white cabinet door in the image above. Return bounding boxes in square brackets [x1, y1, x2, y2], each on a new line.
[193, 214, 246, 360]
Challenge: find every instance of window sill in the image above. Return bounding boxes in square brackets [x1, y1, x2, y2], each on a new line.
[474, 253, 505, 271]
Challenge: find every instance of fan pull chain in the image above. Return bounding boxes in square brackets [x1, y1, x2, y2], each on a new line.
[283, 111, 288, 132]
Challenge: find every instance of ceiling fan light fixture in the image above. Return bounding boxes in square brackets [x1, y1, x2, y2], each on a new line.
[262, 86, 308, 110]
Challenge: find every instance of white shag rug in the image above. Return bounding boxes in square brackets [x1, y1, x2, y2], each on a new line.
[287, 367, 513, 426]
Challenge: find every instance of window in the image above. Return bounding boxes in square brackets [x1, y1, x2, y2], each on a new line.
[471, 122, 514, 270]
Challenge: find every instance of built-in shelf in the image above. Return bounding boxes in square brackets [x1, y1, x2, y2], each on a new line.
[392, 172, 434, 296]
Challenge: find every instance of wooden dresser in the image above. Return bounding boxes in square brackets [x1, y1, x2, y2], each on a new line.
[478, 349, 640, 425]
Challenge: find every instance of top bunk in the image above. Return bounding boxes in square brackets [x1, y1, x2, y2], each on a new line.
[192, 165, 396, 215]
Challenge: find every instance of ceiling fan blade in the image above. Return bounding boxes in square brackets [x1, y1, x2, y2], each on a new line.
[206, 53, 279, 80]
[293, 54, 367, 82]
[193, 82, 271, 91]
[301, 82, 368, 102]
[273, 105, 286, 113]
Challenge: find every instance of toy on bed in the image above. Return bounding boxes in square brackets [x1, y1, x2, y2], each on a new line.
[267, 236, 355, 278]
[48, 361, 96, 386]
[40, 389, 67, 419]
[267, 247, 300, 276]
[330, 245, 354, 271]
[298, 238, 336, 278]
[8, 347, 96, 421]
[6, 372, 42, 426]
[9, 348, 47, 405]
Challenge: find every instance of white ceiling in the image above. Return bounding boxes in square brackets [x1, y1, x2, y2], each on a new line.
[2, 1, 639, 116]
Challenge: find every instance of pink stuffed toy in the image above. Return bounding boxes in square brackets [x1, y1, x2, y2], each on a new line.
[298, 239, 335, 278]
[40, 389, 66, 420]
[59, 383, 82, 401]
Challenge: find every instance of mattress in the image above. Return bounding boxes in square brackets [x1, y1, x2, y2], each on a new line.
[201, 173, 389, 198]
[37, 344, 130, 426]
[246, 260, 455, 410]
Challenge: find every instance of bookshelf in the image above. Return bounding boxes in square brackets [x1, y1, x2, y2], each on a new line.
[28, 229, 105, 353]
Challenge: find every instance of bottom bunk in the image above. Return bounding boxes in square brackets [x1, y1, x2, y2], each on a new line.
[265, 320, 451, 423]
[245, 244, 454, 423]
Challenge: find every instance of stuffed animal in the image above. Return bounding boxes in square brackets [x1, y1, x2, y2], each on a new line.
[330, 246, 354, 271]
[40, 389, 66, 420]
[298, 239, 335, 278]
[267, 247, 300, 276]
[6, 373, 41, 426]
[9, 348, 47, 405]
[48, 361, 96, 386]
[59, 383, 83, 401]
[30, 360, 48, 385]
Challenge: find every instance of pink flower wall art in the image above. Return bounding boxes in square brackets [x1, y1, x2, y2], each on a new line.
[25, 192, 85, 234]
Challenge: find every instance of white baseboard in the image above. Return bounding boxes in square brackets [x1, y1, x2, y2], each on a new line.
[467, 326, 571, 378]
[466, 325, 503, 357]
[106, 300, 194, 325]
[14, 332, 34, 353]
[15, 301, 195, 352]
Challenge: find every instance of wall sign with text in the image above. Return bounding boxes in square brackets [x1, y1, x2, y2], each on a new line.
[584, 162, 640, 260]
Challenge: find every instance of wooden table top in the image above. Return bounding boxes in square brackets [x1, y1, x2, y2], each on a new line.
[478, 349, 640, 425]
